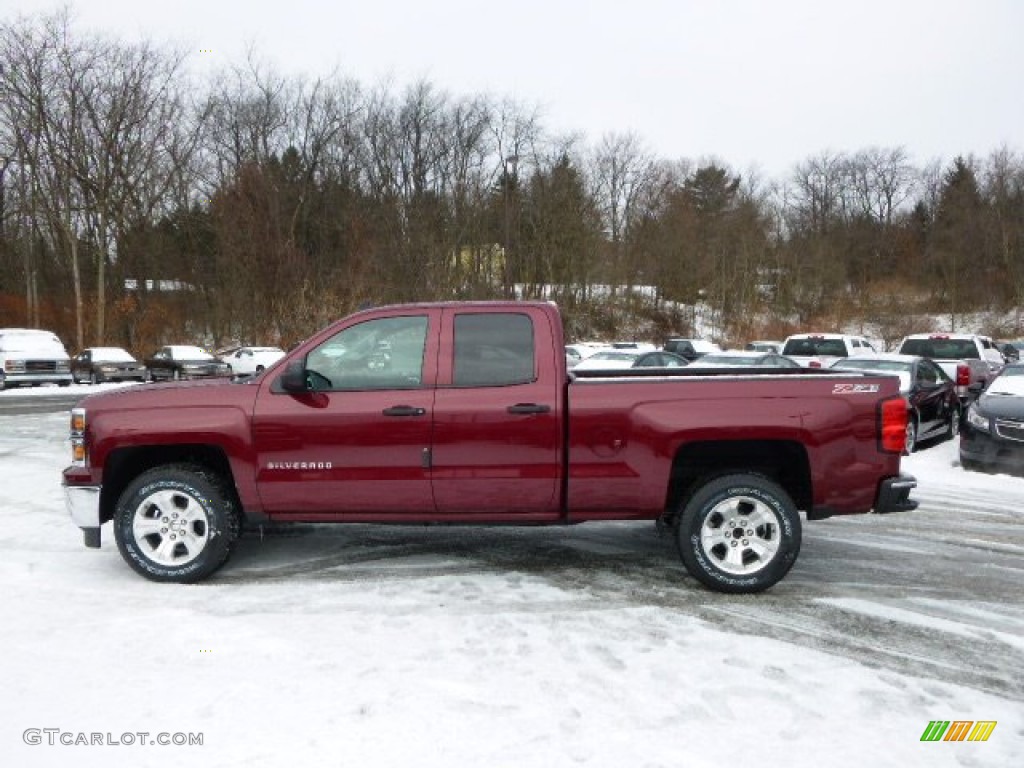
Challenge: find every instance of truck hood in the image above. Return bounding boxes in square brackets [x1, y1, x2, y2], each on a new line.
[77, 376, 261, 414]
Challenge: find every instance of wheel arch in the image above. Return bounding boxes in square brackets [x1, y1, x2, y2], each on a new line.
[666, 439, 812, 516]
[100, 444, 240, 526]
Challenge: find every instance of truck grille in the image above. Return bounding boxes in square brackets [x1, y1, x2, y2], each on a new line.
[994, 418, 1024, 443]
[26, 360, 59, 372]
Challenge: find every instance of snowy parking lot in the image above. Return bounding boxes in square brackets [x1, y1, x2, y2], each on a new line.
[0, 392, 1021, 767]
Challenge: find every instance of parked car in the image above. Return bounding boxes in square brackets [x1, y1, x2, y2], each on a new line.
[830, 354, 960, 453]
[0, 328, 72, 390]
[565, 342, 612, 368]
[781, 333, 877, 368]
[610, 341, 657, 351]
[995, 341, 1021, 363]
[896, 333, 1004, 406]
[631, 351, 689, 368]
[744, 340, 783, 353]
[571, 349, 645, 371]
[663, 337, 721, 361]
[144, 345, 232, 381]
[219, 346, 286, 376]
[71, 347, 147, 384]
[961, 363, 1024, 474]
[689, 351, 802, 369]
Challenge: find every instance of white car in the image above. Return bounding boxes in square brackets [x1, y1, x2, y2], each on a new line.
[571, 349, 644, 371]
[220, 346, 286, 375]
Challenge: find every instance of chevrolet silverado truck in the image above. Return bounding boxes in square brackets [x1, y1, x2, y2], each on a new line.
[62, 302, 917, 593]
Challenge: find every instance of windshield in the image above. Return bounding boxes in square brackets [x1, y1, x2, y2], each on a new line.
[899, 338, 980, 359]
[168, 346, 215, 360]
[90, 347, 136, 362]
[783, 338, 848, 357]
[0, 332, 65, 353]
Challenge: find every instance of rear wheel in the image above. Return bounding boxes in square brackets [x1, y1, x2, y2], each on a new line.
[114, 464, 241, 583]
[904, 418, 918, 454]
[946, 405, 961, 439]
[676, 473, 801, 593]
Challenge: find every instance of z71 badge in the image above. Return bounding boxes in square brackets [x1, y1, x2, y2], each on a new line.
[832, 383, 880, 394]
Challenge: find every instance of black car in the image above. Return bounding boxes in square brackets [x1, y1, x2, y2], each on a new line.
[830, 353, 960, 453]
[662, 337, 720, 361]
[144, 345, 232, 381]
[961, 363, 1024, 473]
[71, 347, 147, 384]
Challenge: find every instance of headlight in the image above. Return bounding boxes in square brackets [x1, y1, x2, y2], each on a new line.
[966, 403, 990, 432]
[100, 365, 118, 373]
[70, 407, 87, 466]
[56, 361, 71, 373]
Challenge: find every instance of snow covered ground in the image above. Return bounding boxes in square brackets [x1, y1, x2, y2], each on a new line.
[0, 392, 1021, 767]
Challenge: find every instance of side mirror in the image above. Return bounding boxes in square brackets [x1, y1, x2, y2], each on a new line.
[279, 360, 309, 393]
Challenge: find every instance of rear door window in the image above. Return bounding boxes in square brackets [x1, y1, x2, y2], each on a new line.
[453, 313, 535, 387]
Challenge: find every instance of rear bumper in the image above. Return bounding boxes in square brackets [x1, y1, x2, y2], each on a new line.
[874, 473, 918, 513]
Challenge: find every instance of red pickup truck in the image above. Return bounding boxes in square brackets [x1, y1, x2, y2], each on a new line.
[63, 302, 917, 593]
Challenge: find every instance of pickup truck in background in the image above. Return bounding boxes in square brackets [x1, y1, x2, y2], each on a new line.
[897, 333, 1004, 405]
[780, 332, 878, 368]
[63, 302, 917, 594]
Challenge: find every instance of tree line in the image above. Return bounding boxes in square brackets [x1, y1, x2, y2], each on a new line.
[2, 10, 1023, 355]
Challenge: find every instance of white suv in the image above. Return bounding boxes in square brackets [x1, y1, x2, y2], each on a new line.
[781, 333, 877, 368]
[0, 328, 73, 390]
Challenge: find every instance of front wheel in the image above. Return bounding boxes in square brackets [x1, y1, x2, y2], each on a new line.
[676, 474, 801, 593]
[114, 464, 241, 583]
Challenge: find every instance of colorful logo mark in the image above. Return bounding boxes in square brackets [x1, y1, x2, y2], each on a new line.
[920, 721, 997, 742]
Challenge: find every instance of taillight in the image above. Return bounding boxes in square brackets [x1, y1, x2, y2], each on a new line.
[808, 360, 822, 368]
[956, 363, 970, 387]
[879, 397, 908, 454]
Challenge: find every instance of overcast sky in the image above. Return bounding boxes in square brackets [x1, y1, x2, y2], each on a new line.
[9, 0, 1024, 178]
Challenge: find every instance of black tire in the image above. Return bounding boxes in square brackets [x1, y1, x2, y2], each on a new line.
[946, 405, 961, 439]
[114, 464, 241, 583]
[960, 458, 983, 473]
[904, 418, 918, 454]
[676, 473, 801, 594]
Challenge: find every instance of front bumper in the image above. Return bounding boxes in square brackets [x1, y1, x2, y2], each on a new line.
[960, 427, 1024, 473]
[874, 473, 918, 513]
[63, 483, 102, 547]
[2, 372, 73, 387]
